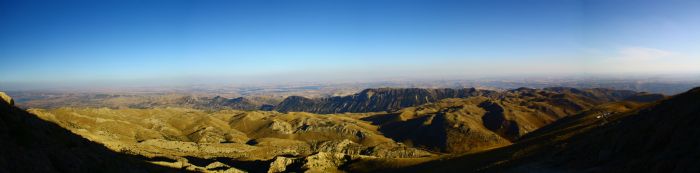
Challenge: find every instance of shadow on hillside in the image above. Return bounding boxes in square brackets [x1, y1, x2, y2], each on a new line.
[0, 99, 188, 173]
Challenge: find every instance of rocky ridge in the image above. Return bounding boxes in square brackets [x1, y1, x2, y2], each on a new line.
[275, 88, 498, 113]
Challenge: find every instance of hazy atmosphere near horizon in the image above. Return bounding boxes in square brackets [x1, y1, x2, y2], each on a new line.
[1, 0, 699, 90]
[3, 1, 700, 173]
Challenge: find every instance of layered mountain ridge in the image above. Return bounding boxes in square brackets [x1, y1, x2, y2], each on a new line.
[386, 87, 700, 173]
[276, 87, 644, 114]
[2, 86, 682, 173]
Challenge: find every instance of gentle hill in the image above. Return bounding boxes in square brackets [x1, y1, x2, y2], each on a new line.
[16, 93, 278, 111]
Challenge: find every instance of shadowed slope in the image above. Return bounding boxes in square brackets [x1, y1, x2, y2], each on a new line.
[393, 87, 700, 173]
[275, 88, 497, 114]
[0, 92, 181, 173]
[358, 87, 652, 154]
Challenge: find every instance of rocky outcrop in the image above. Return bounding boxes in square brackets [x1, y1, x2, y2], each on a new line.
[275, 88, 498, 114]
[0, 92, 12, 106]
[267, 156, 299, 173]
[302, 152, 351, 173]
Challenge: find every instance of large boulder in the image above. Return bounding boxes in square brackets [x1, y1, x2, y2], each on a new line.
[0, 92, 13, 105]
[267, 156, 298, 173]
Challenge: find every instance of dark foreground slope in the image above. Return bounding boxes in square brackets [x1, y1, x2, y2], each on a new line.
[393, 87, 700, 173]
[0, 92, 180, 173]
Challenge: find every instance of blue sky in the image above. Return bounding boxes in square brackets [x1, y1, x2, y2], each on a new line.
[1, 0, 699, 89]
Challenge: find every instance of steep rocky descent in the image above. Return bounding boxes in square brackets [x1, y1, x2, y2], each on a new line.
[394, 87, 700, 173]
[0, 92, 178, 173]
[275, 88, 498, 114]
[359, 87, 663, 153]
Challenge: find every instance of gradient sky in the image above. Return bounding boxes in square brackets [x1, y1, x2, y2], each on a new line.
[1, 0, 699, 89]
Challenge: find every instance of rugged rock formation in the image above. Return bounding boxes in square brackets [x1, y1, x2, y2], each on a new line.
[0, 92, 12, 106]
[275, 88, 498, 113]
[268, 156, 299, 173]
[275, 87, 644, 114]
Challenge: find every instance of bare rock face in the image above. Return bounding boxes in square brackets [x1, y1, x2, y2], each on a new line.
[275, 88, 497, 114]
[267, 156, 298, 173]
[302, 152, 351, 173]
[0, 92, 13, 106]
[268, 119, 294, 134]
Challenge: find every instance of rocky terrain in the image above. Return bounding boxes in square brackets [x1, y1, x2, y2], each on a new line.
[276, 87, 643, 114]
[274, 88, 498, 113]
[357, 87, 656, 153]
[1, 86, 678, 172]
[386, 87, 700, 173]
[28, 107, 435, 172]
[0, 92, 179, 173]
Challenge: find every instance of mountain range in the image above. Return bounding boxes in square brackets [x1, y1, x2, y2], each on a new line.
[3, 85, 697, 172]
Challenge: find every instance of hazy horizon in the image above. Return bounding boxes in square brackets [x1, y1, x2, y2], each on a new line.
[2, 0, 700, 90]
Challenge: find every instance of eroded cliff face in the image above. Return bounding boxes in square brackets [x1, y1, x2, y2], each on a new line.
[275, 88, 498, 113]
[274, 87, 647, 114]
